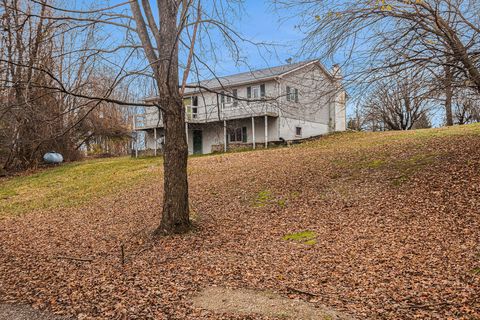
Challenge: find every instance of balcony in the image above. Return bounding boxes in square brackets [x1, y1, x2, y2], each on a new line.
[135, 102, 278, 129]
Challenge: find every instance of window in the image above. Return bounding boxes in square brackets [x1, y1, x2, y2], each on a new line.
[229, 127, 247, 143]
[192, 96, 198, 106]
[247, 84, 265, 104]
[192, 107, 198, 119]
[286, 86, 299, 102]
[295, 126, 302, 136]
[220, 91, 234, 107]
[233, 89, 238, 107]
[252, 86, 260, 98]
[220, 91, 225, 106]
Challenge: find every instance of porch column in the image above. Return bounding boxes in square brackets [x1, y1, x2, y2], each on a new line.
[264, 115, 268, 149]
[133, 115, 138, 158]
[223, 120, 227, 152]
[252, 116, 256, 149]
[154, 127, 157, 156]
[185, 122, 189, 152]
[135, 134, 138, 158]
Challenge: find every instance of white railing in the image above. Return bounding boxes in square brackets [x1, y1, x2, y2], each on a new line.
[135, 102, 278, 129]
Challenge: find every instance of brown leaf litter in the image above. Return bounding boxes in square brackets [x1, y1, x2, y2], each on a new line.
[1, 128, 480, 319]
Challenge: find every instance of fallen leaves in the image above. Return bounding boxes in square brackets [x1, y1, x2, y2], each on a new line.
[1, 125, 480, 319]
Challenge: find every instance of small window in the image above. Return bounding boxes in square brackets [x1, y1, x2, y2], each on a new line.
[295, 126, 302, 136]
[192, 107, 198, 119]
[192, 96, 198, 106]
[226, 95, 232, 103]
[229, 126, 247, 142]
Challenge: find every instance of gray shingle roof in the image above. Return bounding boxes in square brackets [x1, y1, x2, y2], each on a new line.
[184, 59, 323, 94]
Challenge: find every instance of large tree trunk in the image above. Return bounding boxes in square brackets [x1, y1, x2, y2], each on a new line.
[155, 98, 190, 235]
[153, 0, 190, 235]
[444, 64, 454, 126]
[129, 0, 191, 235]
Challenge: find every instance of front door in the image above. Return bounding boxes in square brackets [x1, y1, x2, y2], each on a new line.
[193, 130, 203, 154]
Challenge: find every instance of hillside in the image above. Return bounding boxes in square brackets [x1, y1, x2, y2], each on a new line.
[0, 124, 479, 319]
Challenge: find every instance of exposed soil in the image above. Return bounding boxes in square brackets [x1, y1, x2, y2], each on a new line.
[0, 304, 69, 320]
[192, 286, 353, 319]
[0, 129, 479, 319]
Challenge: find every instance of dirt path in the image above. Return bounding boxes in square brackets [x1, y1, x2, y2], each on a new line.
[0, 304, 69, 320]
[193, 287, 354, 320]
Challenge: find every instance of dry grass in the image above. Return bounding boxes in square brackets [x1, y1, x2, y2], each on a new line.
[0, 157, 162, 217]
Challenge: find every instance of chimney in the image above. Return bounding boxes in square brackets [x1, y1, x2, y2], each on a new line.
[331, 64, 342, 80]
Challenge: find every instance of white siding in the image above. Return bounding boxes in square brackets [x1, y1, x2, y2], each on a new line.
[278, 63, 334, 126]
[279, 117, 330, 141]
[138, 61, 347, 154]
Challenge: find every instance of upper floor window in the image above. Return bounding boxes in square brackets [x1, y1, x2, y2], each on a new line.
[233, 89, 238, 107]
[221, 90, 237, 107]
[184, 96, 198, 119]
[184, 96, 198, 106]
[252, 86, 260, 99]
[247, 84, 266, 103]
[286, 86, 299, 103]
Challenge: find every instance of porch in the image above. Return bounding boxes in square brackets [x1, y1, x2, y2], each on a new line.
[133, 114, 279, 156]
[134, 102, 279, 130]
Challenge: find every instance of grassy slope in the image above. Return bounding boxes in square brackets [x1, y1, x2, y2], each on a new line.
[0, 157, 162, 217]
[1, 123, 479, 218]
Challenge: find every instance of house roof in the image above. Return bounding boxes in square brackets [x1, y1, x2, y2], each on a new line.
[183, 59, 329, 95]
[144, 59, 337, 102]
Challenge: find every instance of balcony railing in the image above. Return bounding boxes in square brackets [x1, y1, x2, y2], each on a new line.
[135, 102, 278, 129]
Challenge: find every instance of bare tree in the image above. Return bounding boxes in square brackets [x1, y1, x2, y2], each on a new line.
[275, 0, 480, 123]
[347, 105, 366, 131]
[0, 0, 136, 171]
[453, 89, 480, 124]
[362, 76, 431, 130]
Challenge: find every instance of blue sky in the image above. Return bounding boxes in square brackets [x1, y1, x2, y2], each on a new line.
[214, 0, 306, 74]
[75, 0, 340, 76]
[84, 0, 318, 79]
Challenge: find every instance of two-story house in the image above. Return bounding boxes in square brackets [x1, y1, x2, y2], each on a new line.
[134, 59, 346, 155]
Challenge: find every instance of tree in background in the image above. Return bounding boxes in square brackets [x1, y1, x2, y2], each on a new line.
[275, 0, 480, 125]
[361, 75, 432, 130]
[453, 89, 480, 124]
[0, 0, 133, 171]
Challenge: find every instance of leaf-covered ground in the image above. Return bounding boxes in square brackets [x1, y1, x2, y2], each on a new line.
[1, 124, 479, 319]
